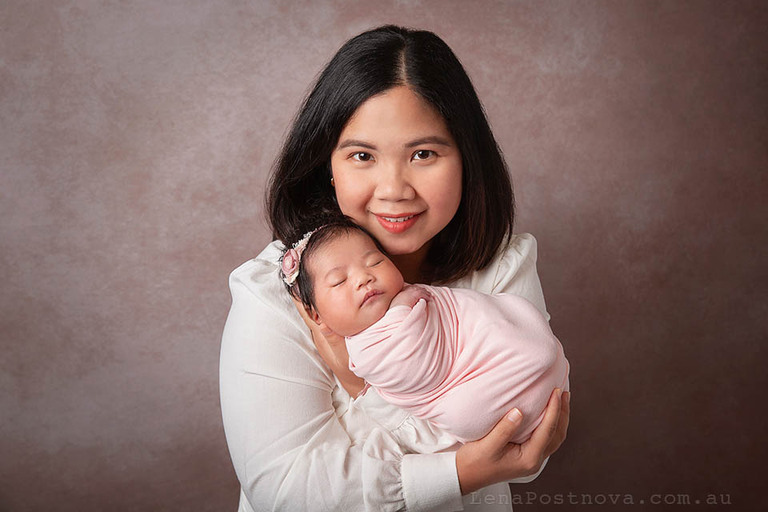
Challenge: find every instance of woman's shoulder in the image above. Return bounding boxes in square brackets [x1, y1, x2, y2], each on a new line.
[226, 240, 297, 329]
[227, 240, 298, 311]
[497, 232, 539, 267]
[448, 233, 539, 294]
[223, 240, 329, 381]
[229, 240, 285, 291]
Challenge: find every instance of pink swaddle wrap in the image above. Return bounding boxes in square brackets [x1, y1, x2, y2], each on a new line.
[346, 285, 569, 443]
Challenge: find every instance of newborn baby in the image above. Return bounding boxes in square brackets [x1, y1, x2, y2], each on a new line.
[281, 218, 569, 443]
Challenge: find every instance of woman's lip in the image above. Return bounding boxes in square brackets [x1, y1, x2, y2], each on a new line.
[374, 213, 421, 234]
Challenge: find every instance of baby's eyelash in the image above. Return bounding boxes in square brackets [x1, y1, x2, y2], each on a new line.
[331, 278, 346, 287]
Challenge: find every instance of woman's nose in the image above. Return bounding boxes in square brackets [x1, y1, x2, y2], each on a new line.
[373, 162, 416, 201]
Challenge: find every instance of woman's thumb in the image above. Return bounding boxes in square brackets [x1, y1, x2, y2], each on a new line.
[486, 408, 523, 447]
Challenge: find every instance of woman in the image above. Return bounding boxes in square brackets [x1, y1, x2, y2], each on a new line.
[220, 25, 570, 511]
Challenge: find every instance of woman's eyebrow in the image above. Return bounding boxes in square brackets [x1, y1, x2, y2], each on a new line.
[404, 136, 453, 148]
[336, 136, 453, 151]
[336, 139, 376, 150]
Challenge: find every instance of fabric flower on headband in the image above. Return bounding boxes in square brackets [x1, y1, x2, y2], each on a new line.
[281, 230, 315, 286]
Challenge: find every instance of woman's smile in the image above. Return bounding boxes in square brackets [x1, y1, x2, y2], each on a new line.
[374, 212, 422, 233]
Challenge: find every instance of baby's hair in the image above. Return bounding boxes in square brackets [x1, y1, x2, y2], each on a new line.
[282, 216, 385, 313]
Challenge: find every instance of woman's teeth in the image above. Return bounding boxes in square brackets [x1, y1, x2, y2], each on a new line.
[381, 215, 415, 223]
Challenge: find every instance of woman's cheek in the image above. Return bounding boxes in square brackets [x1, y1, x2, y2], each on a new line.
[334, 180, 367, 217]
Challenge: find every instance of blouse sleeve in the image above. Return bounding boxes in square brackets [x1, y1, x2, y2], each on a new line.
[219, 256, 464, 512]
[489, 233, 550, 321]
[492, 233, 553, 484]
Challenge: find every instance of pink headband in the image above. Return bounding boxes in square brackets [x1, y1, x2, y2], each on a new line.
[280, 230, 316, 286]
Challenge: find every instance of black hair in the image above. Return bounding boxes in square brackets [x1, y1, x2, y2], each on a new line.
[267, 25, 513, 283]
[281, 215, 386, 313]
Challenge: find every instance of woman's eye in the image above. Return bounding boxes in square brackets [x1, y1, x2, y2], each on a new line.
[351, 152, 373, 162]
[413, 149, 435, 161]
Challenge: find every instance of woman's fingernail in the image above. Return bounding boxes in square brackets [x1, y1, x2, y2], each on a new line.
[564, 391, 570, 404]
[507, 409, 522, 422]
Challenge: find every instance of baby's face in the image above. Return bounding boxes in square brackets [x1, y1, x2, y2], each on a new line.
[308, 230, 404, 337]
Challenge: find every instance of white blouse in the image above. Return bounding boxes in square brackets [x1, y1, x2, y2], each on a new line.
[220, 233, 551, 512]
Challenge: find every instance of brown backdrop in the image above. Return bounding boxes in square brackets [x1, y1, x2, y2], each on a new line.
[1, 1, 766, 511]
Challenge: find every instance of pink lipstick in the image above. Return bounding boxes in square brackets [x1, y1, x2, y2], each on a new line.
[375, 213, 420, 234]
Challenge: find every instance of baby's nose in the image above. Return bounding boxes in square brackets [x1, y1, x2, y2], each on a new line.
[356, 271, 374, 288]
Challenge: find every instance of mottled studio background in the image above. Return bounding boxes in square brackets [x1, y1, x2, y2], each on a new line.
[1, 1, 766, 511]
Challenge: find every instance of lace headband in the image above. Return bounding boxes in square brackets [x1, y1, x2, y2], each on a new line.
[280, 229, 317, 286]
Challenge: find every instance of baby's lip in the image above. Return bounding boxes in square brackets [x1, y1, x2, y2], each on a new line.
[361, 289, 383, 306]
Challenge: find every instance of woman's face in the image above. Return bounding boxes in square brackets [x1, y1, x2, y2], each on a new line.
[330, 86, 462, 263]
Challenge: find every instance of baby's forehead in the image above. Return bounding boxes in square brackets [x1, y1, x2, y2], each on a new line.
[328, 229, 375, 250]
[311, 231, 378, 268]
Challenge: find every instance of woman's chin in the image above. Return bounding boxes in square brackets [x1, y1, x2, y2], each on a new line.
[381, 240, 427, 258]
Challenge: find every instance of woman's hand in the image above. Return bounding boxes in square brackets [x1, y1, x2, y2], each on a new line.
[456, 388, 571, 495]
[291, 297, 366, 396]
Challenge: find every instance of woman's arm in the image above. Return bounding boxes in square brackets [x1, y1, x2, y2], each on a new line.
[220, 259, 464, 511]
